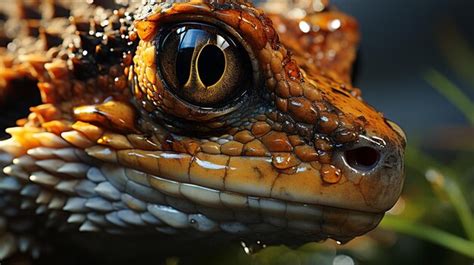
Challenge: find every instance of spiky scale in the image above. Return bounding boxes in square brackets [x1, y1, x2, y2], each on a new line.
[79, 220, 100, 232]
[87, 212, 108, 226]
[105, 211, 128, 227]
[75, 180, 97, 198]
[95, 181, 121, 201]
[67, 213, 86, 224]
[117, 209, 145, 226]
[85, 197, 113, 212]
[63, 197, 87, 212]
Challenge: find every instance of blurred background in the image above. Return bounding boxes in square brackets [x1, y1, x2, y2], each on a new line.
[333, 0, 474, 142]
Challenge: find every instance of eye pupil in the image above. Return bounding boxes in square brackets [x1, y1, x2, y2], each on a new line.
[197, 45, 225, 87]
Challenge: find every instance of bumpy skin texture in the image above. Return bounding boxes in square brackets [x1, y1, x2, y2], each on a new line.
[0, 0, 405, 261]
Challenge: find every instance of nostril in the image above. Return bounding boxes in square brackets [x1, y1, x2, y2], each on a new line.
[344, 147, 380, 171]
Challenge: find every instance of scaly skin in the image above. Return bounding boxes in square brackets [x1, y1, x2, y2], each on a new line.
[0, 0, 406, 261]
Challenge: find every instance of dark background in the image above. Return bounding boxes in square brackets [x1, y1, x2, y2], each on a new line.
[332, 0, 474, 140]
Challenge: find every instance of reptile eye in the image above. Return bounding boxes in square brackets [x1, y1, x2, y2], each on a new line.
[157, 22, 253, 108]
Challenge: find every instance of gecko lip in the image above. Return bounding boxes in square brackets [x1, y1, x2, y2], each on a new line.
[114, 164, 385, 241]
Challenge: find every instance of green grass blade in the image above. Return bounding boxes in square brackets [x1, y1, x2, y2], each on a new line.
[426, 169, 474, 241]
[424, 69, 474, 125]
[380, 215, 474, 258]
[437, 21, 474, 88]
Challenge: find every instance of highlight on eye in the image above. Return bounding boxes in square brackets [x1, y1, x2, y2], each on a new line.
[157, 22, 253, 108]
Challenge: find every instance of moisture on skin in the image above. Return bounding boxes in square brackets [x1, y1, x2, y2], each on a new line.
[0, 0, 405, 261]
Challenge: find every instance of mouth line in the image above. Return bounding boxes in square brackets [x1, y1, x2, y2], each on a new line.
[109, 166, 384, 240]
[0, 126, 389, 239]
[87, 145, 390, 215]
[0, 133, 386, 242]
[130, 168, 383, 217]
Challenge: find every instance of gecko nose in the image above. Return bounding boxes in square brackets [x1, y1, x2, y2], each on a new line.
[344, 145, 380, 172]
[333, 127, 405, 211]
[336, 118, 406, 177]
[338, 135, 386, 175]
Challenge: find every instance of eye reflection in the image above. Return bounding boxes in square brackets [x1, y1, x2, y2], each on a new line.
[158, 23, 252, 108]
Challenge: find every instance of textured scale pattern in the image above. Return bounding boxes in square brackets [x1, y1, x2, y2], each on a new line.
[0, 0, 406, 262]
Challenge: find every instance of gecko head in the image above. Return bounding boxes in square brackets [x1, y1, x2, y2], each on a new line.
[0, 0, 405, 244]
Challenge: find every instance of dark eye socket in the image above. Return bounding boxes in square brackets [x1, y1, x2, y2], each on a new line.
[157, 22, 253, 108]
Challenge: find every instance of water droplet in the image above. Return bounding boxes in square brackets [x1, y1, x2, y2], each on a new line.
[321, 164, 342, 184]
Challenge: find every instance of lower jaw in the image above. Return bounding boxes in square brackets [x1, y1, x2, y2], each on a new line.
[99, 168, 384, 243]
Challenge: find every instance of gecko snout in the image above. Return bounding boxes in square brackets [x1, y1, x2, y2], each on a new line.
[338, 118, 406, 175]
[332, 120, 406, 211]
[337, 133, 403, 176]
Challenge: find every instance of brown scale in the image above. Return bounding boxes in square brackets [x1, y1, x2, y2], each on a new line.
[130, 1, 404, 194]
[131, 1, 346, 179]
